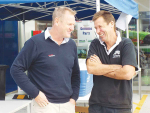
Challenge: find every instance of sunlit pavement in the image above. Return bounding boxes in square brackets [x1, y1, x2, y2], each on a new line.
[133, 94, 150, 113]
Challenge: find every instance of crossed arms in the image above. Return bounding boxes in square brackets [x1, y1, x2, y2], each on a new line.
[86, 54, 136, 80]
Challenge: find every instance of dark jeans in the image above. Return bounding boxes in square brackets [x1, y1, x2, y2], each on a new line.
[89, 104, 131, 113]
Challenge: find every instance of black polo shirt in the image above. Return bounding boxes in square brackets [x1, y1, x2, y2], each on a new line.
[87, 37, 138, 109]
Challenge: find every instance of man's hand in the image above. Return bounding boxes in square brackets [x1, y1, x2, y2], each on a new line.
[69, 98, 76, 105]
[90, 54, 102, 64]
[35, 91, 49, 107]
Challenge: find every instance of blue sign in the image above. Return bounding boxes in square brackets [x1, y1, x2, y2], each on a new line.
[83, 32, 90, 35]
[80, 27, 92, 30]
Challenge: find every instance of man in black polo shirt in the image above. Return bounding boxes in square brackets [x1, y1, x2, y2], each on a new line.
[86, 10, 138, 113]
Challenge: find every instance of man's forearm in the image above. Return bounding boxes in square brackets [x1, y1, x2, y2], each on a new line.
[87, 59, 122, 75]
[104, 65, 135, 80]
[104, 69, 126, 80]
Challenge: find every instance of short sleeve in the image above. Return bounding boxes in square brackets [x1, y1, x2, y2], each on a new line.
[121, 39, 138, 71]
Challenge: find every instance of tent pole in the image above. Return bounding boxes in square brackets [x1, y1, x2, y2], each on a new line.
[17, 13, 26, 95]
[137, 19, 141, 100]
[137, 19, 140, 77]
[96, 0, 100, 12]
[23, 14, 26, 43]
[44, 2, 46, 8]
[126, 16, 129, 38]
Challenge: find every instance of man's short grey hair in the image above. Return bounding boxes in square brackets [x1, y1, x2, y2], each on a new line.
[52, 6, 76, 25]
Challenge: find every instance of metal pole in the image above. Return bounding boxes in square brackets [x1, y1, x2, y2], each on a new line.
[96, 0, 100, 12]
[137, 19, 141, 99]
[138, 69, 141, 99]
[23, 14, 26, 44]
[44, 2, 46, 8]
[137, 19, 140, 72]
[132, 77, 133, 113]
[126, 16, 129, 38]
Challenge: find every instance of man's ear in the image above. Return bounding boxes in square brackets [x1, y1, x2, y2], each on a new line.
[54, 17, 59, 26]
[110, 21, 114, 28]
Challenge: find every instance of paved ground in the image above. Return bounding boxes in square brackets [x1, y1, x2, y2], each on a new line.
[7, 93, 149, 113]
[133, 94, 150, 113]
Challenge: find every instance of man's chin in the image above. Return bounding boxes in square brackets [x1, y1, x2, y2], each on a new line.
[66, 34, 71, 38]
[99, 37, 105, 41]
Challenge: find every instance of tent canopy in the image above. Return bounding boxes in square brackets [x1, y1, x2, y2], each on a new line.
[0, 0, 138, 21]
[0, 0, 70, 4]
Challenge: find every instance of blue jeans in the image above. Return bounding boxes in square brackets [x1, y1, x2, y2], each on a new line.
[89, 104, 131, 113]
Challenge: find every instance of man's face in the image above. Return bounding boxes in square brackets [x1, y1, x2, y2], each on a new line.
[94, 16, 113, 42]
[58, 11, 75, 38]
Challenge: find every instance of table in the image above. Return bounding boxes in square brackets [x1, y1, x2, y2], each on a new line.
[0, 100, 31, 113]
[77, 93, 90, 103]
[0, 93, 31, 113]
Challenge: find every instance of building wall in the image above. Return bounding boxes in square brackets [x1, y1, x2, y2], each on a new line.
[18, 20, 35, 51]
[134, 0, 150, 12]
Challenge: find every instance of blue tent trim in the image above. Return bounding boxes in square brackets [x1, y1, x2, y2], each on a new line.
[104, 0, 139, 19]
[0, 0, 71, 4]
[0, 0, 139, 21]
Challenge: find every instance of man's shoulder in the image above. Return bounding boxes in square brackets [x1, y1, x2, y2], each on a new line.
[92, 38, 99, 42]
[121, 37, 132, 43]
[120, 37, 133, 45]
[69, 38, 75, 43]
[31, 32, 45, 42]
[91, 38, 100, 44]
[68, 38, 77, 46]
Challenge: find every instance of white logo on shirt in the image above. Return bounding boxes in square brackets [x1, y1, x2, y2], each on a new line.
[113, 50, 120, 58]
[48, 54, 55, 57]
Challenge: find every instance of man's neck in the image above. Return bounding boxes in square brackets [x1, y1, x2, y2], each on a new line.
[49, 28, 64, 45]
[105, 31, 117, 50]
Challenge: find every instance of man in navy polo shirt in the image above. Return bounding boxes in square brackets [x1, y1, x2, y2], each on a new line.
[11, 6, 80, 113]
[86, 10, 138, 113]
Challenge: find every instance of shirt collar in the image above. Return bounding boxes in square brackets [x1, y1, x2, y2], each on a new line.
[44, 27, 69, 44]
[98, 30, 122, 55]
[45, 27, 51, 40]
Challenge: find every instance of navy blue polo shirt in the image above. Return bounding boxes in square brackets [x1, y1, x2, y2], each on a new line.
[87, 35, 138, 108]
